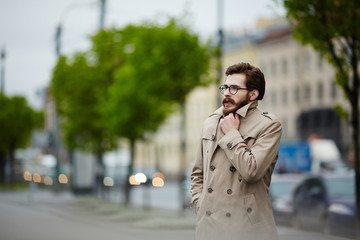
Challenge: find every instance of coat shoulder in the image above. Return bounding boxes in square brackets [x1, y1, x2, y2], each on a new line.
[259, 111, 280, 122]
[204, 108, 222, 123]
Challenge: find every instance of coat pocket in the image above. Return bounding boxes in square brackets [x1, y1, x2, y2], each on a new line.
[244, 193, 261, 225]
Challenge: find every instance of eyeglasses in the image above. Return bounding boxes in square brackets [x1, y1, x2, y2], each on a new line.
[219, 84, 248, 95]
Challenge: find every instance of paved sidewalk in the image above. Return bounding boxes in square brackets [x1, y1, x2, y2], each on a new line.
[0, 189, 353, 240]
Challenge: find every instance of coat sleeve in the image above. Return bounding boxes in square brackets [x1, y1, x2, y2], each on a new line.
[218, 119, 282, 183]
[190, 135, 204, 213]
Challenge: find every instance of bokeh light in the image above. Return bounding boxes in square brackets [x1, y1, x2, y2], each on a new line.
[135, 172, 147, 183]
[23, 171, 32, 182]
[129, 175, 140, 185]
[58, 174, 68, 184]
[153, 172, 165, 180]
[43, 176, 53, 186]
[152, 177, 164, 187]
[103, 177, 114, 187]
[33, 173, 41, 183]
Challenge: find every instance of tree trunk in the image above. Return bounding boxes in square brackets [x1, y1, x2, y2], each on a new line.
[350, 51, 360, 239]
[0, 153, 5, 184]
[351, 86, 360, 239]
[9, 148, 16, 188]
[95, 150, 105, 199]
[124, 139, 135, 205]
[179, 101, 187, 211]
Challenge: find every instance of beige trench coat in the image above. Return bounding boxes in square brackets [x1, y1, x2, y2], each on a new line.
[190, 101, 282, 240]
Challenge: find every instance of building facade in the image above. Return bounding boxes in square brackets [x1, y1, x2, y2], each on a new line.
[137, 18, 351, 178]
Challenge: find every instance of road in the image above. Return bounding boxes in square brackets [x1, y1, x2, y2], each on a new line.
[0, 187, 352, 240]
[0, 190, 194, 240]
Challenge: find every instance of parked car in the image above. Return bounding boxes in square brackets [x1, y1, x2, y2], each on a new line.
[292, 172, 356, 238]
[269, 173, 305, 225]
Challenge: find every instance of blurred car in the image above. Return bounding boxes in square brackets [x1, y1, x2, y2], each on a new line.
[292, 172, 356, 238]
[269, 173, 305, 225]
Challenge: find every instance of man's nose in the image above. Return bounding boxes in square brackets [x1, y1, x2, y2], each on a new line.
[224, 87, 231, 96]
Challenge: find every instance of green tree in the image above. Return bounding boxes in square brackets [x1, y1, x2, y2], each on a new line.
[51, 53, 116, 194]
[51, 18, 211, 203]
[0, 93, 43, 185]
[283, 0, 360, 236]
[97, 20, 211, 204]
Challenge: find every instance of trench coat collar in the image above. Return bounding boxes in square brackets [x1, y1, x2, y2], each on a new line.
[214, 100, 258, 117]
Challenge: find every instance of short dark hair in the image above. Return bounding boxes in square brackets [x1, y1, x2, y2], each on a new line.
[225, 62, 265, 100]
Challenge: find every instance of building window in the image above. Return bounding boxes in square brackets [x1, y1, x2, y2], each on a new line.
[271, 59, 277, 77]
[317, 54, 323, 70]
[331, 80, 337, 98]
[260, 61, 266, 76]
[282, 117, 288, 140]
[294, 87, 300, 103]
[272, 91, 277, 106]
[294, 55, 300, 74]
[305, 84, 311, 101]
[282, 57, 288, 76]
[282, 88, 288, 105]
[305, 52, 311, 70]
[318, 82, 323, 101]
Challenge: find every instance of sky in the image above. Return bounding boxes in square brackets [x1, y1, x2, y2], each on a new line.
[0, 0, 285, 109]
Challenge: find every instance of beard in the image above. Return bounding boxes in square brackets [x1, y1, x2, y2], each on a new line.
[222, 97, 249, 116]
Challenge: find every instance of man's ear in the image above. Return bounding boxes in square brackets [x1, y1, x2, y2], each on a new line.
[249, 89, 259, 101]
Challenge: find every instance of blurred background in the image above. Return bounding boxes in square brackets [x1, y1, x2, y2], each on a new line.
[0, 0, 359, 240]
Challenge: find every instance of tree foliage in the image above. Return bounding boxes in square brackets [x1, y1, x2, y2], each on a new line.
[0, 93, 43, 184]
[51, 53, 116, 158]
[283, 0, 360, 236]
[94, 20, 211, 140]
[284, 0, 359, 100]
[51, 18, 211, 202]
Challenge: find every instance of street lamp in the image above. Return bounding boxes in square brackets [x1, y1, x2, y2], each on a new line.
[0, 46, 6, 94]
[51, 0, 107, 192]
[55, 1, 99, 56]
[217, 0, 224, 107]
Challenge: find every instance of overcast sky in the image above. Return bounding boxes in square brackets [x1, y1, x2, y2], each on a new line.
[0, 0, 285, 109]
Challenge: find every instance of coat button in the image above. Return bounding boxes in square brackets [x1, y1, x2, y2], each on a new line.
[210, 165, 215, 171]
[211, 135, 215, 140]
[239, 178, 242, 182]
[229, 166, 235, 172]
[227, 189, 232, 195]
[247, 207, 252, 213]
[206, 210, 211, 216]
[208, 188, 213, 193]
[225, 212, 231, 218]
[226, 143, 232, 149]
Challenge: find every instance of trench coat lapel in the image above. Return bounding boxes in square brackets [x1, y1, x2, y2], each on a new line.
[208, 101, 258, 164]
[206, 108, 223, 163]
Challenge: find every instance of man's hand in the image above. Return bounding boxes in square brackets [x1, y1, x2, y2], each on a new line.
[220, 113, 240, 134]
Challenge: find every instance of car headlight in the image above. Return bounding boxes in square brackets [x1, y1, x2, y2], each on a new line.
[328, 203, 352, 215]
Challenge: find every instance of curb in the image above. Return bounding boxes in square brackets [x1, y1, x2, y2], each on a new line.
[67, 196, 196, 230]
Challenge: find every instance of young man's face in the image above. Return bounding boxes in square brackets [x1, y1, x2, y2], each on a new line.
[222, 73, 251, 116]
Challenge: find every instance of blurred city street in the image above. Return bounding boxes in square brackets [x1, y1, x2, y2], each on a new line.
[0, 182, 353, 240]
[0, 1, 359, 240]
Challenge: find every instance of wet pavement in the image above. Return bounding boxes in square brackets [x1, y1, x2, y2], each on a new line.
[0, 188, 353, 240]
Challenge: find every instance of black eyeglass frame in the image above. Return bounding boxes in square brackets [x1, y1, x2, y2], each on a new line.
[219, 84, 249, 95]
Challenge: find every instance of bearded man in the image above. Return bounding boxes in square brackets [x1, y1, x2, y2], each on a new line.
[190, 62, 282, 240]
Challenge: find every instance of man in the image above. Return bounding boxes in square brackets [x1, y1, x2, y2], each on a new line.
[190, 62, 282, 240]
